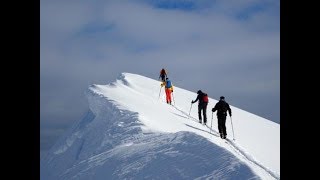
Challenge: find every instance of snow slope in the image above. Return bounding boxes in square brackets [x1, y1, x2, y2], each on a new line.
[40, 72, 280, 180]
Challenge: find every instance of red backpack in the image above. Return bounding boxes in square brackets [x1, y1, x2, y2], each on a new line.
[203, 93, 209, 103]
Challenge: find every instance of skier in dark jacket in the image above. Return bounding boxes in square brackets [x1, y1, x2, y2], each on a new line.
[212, 96, 232, 139]
[159, 68, 167, 82]
[191, 90, 208, 124]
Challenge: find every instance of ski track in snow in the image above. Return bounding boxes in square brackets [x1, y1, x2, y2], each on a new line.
[171, 104, 279, 180]
[99, 75, 278, 180]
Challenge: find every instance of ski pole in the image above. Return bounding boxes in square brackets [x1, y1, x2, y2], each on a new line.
[158, 86, 162, 99]
[171, 91, 175, 105]
[188, 103, 193, 118]
[230, 116, 235, 141]
[210, 112, 213, 134]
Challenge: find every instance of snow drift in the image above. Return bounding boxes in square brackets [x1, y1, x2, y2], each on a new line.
[40, 72, 279, 180]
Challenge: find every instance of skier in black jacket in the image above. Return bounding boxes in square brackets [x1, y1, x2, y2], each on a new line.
[159, 68, 167, 82]
[191, 90, 208, 124]
[212, 96, 232, 139]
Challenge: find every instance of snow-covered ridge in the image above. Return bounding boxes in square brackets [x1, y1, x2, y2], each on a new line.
[41, 72, 279, 180]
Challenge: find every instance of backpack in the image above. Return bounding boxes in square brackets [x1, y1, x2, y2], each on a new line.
[166, 80, 172, 88]
[219, 101, 228, 113]
[203, 93, 208, 103]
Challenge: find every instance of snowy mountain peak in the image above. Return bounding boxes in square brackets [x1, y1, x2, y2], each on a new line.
[41, 73, 279, 180]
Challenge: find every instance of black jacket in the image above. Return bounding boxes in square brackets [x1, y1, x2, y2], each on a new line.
[212, 100, 232, 117]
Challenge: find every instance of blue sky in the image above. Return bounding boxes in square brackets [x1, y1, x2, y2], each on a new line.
[40, 0, 279, 155]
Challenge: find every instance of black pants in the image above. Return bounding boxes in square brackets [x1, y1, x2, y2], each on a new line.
[217, 115, 227, 135]
[198, 104, 207, 123]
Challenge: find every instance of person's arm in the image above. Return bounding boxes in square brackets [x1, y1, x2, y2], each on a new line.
[212, 102, 218, 112]
[227, 103, 232, 116]
[192, 95, 200, 103]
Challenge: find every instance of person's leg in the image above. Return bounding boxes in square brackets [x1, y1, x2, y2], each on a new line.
[165, 88, 170, 103]
[167, 89, 172, 104]
[217, 117, 223, 138]
[203, 105, 207, 124]
[198, 106, 202, 123]
[221, 116, 227, 138]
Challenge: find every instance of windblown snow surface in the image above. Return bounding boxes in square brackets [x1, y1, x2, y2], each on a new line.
[40, 73, 279, 180]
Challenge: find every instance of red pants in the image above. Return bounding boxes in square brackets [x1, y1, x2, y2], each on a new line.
[165, 88, 172, 103]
